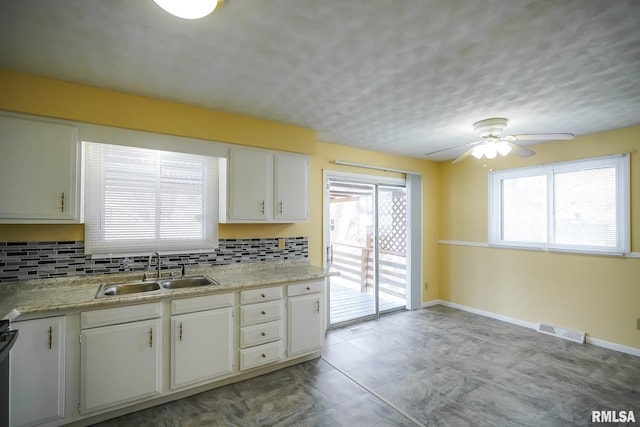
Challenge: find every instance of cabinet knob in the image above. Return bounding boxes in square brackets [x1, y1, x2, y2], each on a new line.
[261, 310, 266, 315]
[48, 326, 53, 350]
[261, 353, 267, 358]
[179, 322, 183, 342]
[306, 286, 311, 291]
[261, 293, 266, 298]
[60, 192, 65, 213]
[261, 332, 266, 337]
[149, 328, 153, 348]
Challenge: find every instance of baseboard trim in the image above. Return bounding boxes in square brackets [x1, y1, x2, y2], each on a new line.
[436, 300, 538, 329]
[585, 336, 640, 357]
[422, 300, 640, 357]
[421, 299, 442, 308]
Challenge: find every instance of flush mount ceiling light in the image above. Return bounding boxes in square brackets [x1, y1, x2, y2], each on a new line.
[153, 0, 226, 19]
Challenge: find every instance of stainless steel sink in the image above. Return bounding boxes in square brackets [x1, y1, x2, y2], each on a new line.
[96, 281, 161, 297]
[160, 275, 219, 289]
[95, 274, 219, 298]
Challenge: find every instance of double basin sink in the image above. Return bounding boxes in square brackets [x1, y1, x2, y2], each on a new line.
[96, 274, 219, 298]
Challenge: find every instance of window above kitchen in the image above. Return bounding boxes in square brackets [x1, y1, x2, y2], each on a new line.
[84, 141, 219, 257]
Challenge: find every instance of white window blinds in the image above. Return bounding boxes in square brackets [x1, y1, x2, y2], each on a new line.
[85, 142, 219, 256]
[489, 154, 630, 255]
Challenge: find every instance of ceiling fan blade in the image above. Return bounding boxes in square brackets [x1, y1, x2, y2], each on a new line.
[424, 140, 483, 157]
[508, 141, 536, 158]
[507, 133, 574, 141]
[451, 147, 475, 164]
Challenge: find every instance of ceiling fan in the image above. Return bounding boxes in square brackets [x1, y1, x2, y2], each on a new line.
[426, 118, 574, 164]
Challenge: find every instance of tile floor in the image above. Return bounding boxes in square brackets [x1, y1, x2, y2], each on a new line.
[93, 306, 640, 426]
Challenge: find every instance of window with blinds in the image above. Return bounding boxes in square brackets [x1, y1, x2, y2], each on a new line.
[488, 154, 630, 254]
[84, 142, 219, 256]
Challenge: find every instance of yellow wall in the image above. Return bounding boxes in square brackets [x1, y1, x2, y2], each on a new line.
[3, 69, 638, 349]
[0, 69, 439, 302]
[438, 126, 640, 349]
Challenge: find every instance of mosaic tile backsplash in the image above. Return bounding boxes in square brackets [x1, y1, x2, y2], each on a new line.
[0, 237, 308, 282]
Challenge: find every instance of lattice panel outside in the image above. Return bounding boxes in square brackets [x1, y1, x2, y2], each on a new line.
[378, 192, 406, 254]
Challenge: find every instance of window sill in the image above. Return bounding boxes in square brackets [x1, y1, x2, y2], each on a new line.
[438, 240, 640, 259]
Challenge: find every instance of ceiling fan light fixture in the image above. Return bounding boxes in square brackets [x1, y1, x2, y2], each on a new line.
[497, 141, 512, 156]
[484, 142, 498, 159]
[473, 118, 508, 138]
[153, 0, 225, 19]
[471, 146, 485, 159]
[447, 117, 557, 164]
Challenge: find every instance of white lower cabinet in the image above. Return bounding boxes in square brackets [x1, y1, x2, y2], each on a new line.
[79, 304, 162, 414]
[239, 287, 284, 371]
[10, 316, 66, 427]
[14, 280, 327, 425]
[239, 341, 282, 371]
[170, 294, 234, 389]
[287, 281, 325, 357]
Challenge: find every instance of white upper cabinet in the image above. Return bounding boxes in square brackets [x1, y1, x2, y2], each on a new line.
[225, 146, 273, 221]
[220, 146, 309, 223]
[274, 152, 309, 221]
[0, 114, 81, 223]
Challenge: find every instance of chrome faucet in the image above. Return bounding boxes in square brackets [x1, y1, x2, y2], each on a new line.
[147, 252, 161, 279]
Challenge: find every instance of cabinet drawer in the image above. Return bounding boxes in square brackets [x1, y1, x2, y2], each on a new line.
[240, 286, 283, 304]
[239, 341, 282, 371]
[287, 280, 324, 297]
[171, 293, 234, 315]
[239, 301, 283, 326]
[240, 321, 283, 349]
[81, 303, 162, 329]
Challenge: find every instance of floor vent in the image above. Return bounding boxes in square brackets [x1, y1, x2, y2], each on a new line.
[537, 323, 585, 344]
[348, 325, 372, 334]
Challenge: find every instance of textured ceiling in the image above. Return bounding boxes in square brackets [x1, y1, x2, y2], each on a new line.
[1, 0, 639, 161]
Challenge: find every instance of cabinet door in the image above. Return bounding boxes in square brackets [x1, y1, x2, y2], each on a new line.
[80, 319, 162, 413]
[288, 293, 324, 357]
[227, 147, 272, 220]
[0, 115, 80, 222]
[10, 316, 66, 427]
[170, 307, 234, 389]
[274, 153, 309, 222]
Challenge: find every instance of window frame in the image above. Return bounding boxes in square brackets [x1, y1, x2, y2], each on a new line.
[84, 141, 219, 257]
[488, 154, 630, 255]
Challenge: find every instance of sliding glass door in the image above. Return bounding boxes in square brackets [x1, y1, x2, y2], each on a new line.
[326, 177, 407, 326]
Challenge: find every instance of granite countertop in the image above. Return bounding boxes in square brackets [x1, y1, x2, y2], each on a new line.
[0, 261, 335, 321]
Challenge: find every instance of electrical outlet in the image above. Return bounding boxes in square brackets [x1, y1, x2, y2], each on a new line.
[636, 318, 640, 330]
[278, 238, 285, 251]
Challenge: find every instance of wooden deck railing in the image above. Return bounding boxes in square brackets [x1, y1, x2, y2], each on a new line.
[329, 242, 406, 300]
